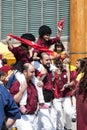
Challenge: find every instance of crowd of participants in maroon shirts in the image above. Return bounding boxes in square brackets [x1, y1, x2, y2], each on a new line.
[0, 21, 87, 130]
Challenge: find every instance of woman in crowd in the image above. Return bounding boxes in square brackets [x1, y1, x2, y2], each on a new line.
[76, 58, 87, 130]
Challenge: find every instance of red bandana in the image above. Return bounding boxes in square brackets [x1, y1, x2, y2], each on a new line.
[7, 34, 54, 56]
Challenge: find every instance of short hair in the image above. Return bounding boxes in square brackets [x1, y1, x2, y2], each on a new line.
[23, 63, 29, 71]
[23, 63, 34, 72]
[21, 33, 36, 49]
[2, 58, 8, 65]
[13, 61, 24, 73]
[39, 25, 52, 38]
[0, 70, 6, 78]
[54, 59, 63, 71]
[39, 52, 49, 59]
[21, 33, 35, 41]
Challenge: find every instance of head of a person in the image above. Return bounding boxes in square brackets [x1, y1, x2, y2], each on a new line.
[76, 58, 85, 72]
[40, 52, 51, 69]
[13, 61, 24, 73]
[80, 58, 87, 72]
[78, 58, 87, 101]
[23, 63, 35, 81]
[10, 63, 16, 70]
[54, 41, 65, 53]
[39, 25, 52, 41]
[21, 33, 36, 50]
[63, 57, 70, 65]
[2, 58, 8, 66]
[0, 70, 6, 83]
[54, 59, 63, 71]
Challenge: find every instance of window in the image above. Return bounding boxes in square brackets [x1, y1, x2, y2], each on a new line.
[0, 0, 70, 40]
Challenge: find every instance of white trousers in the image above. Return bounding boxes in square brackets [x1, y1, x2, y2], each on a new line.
[71, 96, 76, 119]
[37, 102, 56, 130]
[14, 114, 38, 130]
[53, 97, 73, 130]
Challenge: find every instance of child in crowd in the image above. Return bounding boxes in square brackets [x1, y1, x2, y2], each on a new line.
[32, 20, 64, 81]
[33, 20, 64, 61]
[52, 41, 69, 62]
[6, 33, 47, 114]
[6, 20, 64, 112]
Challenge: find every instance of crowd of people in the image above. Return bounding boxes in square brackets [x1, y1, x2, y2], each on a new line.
[0, 20, 87, 130]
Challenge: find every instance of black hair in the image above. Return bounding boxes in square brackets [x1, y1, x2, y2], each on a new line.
[2, 58, 8, 65]
[13, 61, 24, 73]
[0, 70, 6, 78]
[39, 25, 52, 38]
[54, 41, 65, 52]
[54, 59, 63, 71]
[21, 33, 36, 49]
[78, 58, 87, 102]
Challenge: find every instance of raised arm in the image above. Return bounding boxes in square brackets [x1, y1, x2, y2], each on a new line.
[57, 19, 64, 38]
[6, 36, 14, 50]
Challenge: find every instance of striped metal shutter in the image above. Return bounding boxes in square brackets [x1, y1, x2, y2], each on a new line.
[13, 0, 27, 36]
[0, 0, 70, 40]
[43, 0, 58, 37]
[58, 0, 70, 38]
[0, 0, 13, 39]
[0, 0, 27, 39]
[28, 0, 41, 37]
[27, 0, 70, 38]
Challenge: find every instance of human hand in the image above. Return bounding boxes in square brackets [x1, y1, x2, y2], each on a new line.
[37, 80, 44, 87]
[60, 83, 69, 91]
[60, 86, 65, 91]
[6, 36, 11, 42]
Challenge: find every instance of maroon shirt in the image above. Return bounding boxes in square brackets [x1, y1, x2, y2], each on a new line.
[35, 68, 54, 102]
[42, 70, 54, 102]
[76, 88, 87, 130]
[54, 70, 75, 98]
[34, 36, 60, 53]
[35, 69, 54, 91]
[8, 45, 32, 64]
[0, 65, 11, 73]
[9, 80, 38, 114]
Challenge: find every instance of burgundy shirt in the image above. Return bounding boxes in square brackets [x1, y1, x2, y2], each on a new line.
[34, 36, 60, 53]
[54, 70, 75, 98]
[43, 70, 54, 91]
[76, 88, 87, 130]
[8, 45, 32, 64]
[36, 68, 54, 102]
[35, 69, 54, 91]
[9, 80, 38, 114]
[0, 65, 11, 73]
[42, 70, 54, 102]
